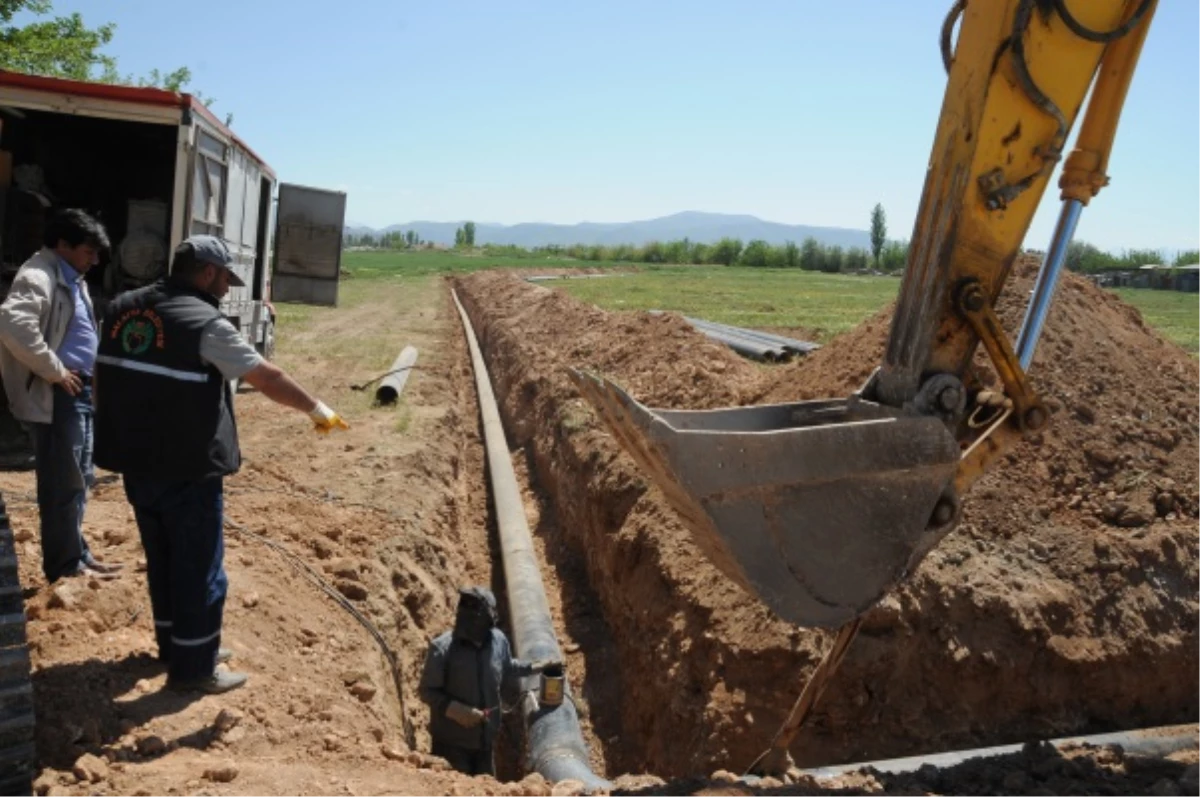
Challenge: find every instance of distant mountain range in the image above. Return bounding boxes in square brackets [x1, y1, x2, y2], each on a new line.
[344, 211, 871, 250]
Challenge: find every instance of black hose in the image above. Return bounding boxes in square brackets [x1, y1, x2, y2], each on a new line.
[940, 0, 966, 73]
[223, 518, 418, 749]
[1011, 0, 1067, 145]
[1053, 0, 1153, 43]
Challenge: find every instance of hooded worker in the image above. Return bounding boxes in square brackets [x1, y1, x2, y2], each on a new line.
[418, 586, 558, 776]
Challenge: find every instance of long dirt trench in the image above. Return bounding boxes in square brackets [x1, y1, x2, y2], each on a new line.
[452, 265, 1198, 786]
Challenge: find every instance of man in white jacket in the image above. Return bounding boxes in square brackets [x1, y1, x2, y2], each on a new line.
[0, 209, 121, 582]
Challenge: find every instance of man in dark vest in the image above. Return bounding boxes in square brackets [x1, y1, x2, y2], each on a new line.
[418, 586, 559, 776]
[94, 235, 348, 694]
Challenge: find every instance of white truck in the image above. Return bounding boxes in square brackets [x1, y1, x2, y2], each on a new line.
[0, 70, 347, 792]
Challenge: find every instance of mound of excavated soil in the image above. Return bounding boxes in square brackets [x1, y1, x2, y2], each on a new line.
[759, 257, 1199, 527]
[455, 265, 1198, 779]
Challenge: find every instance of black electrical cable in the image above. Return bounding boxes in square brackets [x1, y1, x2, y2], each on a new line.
[224, 517, 418, 749]
[350, 364, 419, 392]
[1053, 0, 1154, 43]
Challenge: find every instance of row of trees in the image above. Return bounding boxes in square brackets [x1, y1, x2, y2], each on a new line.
[1066, 242, 1198, 273]
[349, 198, 1194, 276]
[345, 223, 481, 250]
[454, 222, 476, 248]
[345, 230, 423, 248]
[355, 205, 902, 273]
[344, 230, 910, 273]
[475, 236, 911, 272]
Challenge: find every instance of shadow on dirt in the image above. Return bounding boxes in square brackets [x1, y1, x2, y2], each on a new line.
[33, 653, 205, 771]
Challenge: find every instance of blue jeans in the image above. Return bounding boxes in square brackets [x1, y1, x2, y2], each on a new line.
[31, 383, 94, 582]
[122, 474, 227, 682]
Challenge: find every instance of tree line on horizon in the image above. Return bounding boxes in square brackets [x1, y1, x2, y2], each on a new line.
[1065, 242, 1198, 273]
[346, 202, 1197, 275]
[347, 231, 908, 272]
[348, 204, 906, 272]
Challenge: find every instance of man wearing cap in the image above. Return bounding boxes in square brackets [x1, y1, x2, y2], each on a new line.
[0, 209, 123, 582]
[94, 234, 348, 694]
[418, 586, 560, 776]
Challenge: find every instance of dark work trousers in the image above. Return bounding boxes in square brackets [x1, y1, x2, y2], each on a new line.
[31, 382, 95, 582]
[432, 739, 495, 777]
[122, 474, 227, 681]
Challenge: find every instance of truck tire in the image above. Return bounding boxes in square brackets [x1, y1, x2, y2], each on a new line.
[0, 495, 35, 796]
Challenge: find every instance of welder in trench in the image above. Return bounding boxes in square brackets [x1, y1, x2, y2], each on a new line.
[419, 586, 560, 776]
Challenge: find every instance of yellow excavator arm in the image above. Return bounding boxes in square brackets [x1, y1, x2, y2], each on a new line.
[571, 0, 1157, 630]
[878, 0, 1156, 495]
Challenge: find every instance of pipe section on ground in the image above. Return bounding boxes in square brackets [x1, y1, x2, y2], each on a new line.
[647, 310, 820, 361]
[684, 317, 820, 356]
[375, 345, 419, 405]
[451, 289, 610, 791]
[694, 327, 785, 361]
[799, 725, 1198, 781]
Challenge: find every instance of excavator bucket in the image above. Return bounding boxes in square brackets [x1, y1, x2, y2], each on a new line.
[569, 370, 962, 628]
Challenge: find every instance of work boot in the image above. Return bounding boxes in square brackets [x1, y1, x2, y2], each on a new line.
[61, 563, 119, 581]
[83, 555, 123, 575]
[167, 670, 248, 694]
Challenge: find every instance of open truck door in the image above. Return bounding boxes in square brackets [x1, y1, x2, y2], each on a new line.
[271, 183, 346, 306]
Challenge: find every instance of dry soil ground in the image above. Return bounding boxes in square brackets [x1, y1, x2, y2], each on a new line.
[2, 265, 1196, 796]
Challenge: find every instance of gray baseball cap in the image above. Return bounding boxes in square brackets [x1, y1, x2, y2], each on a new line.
[176, 235, 244, 287]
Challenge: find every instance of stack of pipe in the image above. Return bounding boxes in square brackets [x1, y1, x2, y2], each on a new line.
[682, 316, 820, 362]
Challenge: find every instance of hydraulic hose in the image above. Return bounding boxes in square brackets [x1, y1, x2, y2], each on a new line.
[451, 289, 610, 791]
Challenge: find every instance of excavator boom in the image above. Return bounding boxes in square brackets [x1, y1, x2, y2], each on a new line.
[572, 0, 1156, 628]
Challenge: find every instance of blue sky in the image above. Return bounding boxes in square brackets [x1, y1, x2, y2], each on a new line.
[48, 1, 1200, 252]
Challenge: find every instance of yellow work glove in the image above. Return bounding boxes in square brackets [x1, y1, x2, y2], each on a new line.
[445, 700, 485, 728]
[309, 400, 349, 433]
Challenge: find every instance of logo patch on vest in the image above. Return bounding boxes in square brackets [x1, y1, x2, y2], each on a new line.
[112, 309, 165, 355]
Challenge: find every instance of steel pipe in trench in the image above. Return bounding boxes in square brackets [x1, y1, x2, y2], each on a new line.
[451, 289, 610, 791]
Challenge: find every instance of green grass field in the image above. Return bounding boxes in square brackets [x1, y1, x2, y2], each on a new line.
[337, 250, 1197, 352]
[554, 266, 900, 342]
[1112, 288, 1199, 354]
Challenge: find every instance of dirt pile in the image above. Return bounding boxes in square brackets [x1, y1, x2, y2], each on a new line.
[456, 266, 1198, 778]
[760, 257, 1199, 526]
